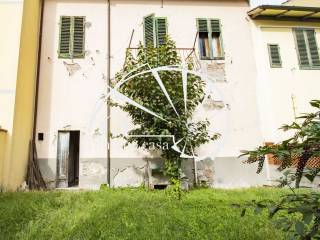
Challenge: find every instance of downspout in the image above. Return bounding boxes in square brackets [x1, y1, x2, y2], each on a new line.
[32, 0, 45, 141]
[107, 0, 111, 186]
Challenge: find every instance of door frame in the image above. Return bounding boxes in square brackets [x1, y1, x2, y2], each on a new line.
[56, 130, 80, 188]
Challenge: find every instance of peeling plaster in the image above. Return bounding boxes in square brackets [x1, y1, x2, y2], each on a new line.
[90, 57, 96, 66]
[80, 161, 107, 177]
[63, 61, 81, 76]
[113, 165, 146, 187]
[85, 21, 92, 28]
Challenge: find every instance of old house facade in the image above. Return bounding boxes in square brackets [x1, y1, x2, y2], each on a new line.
[1, 0, 320, 191]
[34, 0, 267, 189]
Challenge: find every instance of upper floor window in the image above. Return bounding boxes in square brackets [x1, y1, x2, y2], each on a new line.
[197, 18, 224, 60]
[58, 16, 85, 59]
[294, 28, 320, 69]
[267, 44, 282, 68]
[143, 14, 168, 48]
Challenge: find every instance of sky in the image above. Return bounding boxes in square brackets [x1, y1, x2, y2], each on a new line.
[250, 0, 285, 7]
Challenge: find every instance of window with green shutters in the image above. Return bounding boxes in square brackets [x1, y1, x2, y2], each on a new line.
[268, 44, 282, 68]
[143, 14, 167, 48]
[58, 16, 85, 59]
[294, 28, 320, 69]
[197, 18, 224, 60]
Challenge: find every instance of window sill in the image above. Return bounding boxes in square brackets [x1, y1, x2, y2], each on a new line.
[58, 56, 85, 59]
[299, 66, 320, 70]
[200, 57, 225, 62]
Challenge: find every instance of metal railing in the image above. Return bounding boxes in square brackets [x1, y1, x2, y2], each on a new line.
[125, 47, 201, 71]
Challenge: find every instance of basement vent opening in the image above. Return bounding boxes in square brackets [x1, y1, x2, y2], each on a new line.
[38, 133, 44, 141]
[153, 184, 168, 190]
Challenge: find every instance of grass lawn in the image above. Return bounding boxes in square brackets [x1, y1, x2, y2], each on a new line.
[0, 188, 291, 240]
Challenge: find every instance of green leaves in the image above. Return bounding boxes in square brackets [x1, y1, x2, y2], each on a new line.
[241, 99, 320, 188]
[303, 212, 313, 225]
[238, 99, 320, 239]
[295, 221, 305, 236]
[310, 100, 320, 109]
[241, 208, 246, 217]
[237, 192, 320, 239]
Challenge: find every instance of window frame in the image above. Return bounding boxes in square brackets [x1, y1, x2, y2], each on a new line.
[58, 16, 86, 59]
[267, 43, 282, 68]
[197, 18, 224, 61]
[293, 27, 320, 70]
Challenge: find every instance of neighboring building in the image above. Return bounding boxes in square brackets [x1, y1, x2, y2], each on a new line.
[248, 1, 320, 180]
[249, 1, 320, 142]
[0, 0, 43, 191]
[0, 0, 24, 189]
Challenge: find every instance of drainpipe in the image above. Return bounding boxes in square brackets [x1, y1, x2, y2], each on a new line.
[32, 0, 45, 141]
[107, 0, 111, 187]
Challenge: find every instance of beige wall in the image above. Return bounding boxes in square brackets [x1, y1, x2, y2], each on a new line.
[0, 130, 8, 187]
[0, 0, 23, 188]
[3, 0, 42, 190]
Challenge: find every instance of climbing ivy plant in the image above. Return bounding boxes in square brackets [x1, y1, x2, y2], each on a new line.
[113, 38, 219, 180]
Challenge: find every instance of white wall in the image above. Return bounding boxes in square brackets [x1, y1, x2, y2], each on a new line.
[36, 0, 109, 187]
[109, 0, 263, 160]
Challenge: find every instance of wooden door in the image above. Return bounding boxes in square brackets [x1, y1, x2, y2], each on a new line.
[56, 131, 70, 188]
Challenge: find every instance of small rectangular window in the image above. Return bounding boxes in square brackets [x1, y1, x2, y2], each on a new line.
[143, 14, 167, 48]
[58, 16, 85, 59]
[294, 28, 320, 69]
[268, 44, 282, 68]
[197, 18, 224, 60]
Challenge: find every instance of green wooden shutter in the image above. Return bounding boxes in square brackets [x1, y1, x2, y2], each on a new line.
[268, 44, 282, 68]
[306, 29, 320, 67]
[144, 14, 155, 47]
[156, 17, 167, 47]
[295, 29, 310, 67]
[210, 19, 221, 33]
[210, 18, 224, 59]
[58, 16, 72, 58]
[197, 19, 209, 33]
[72, 17, 85, 58]
[58, 16, 85, 59]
